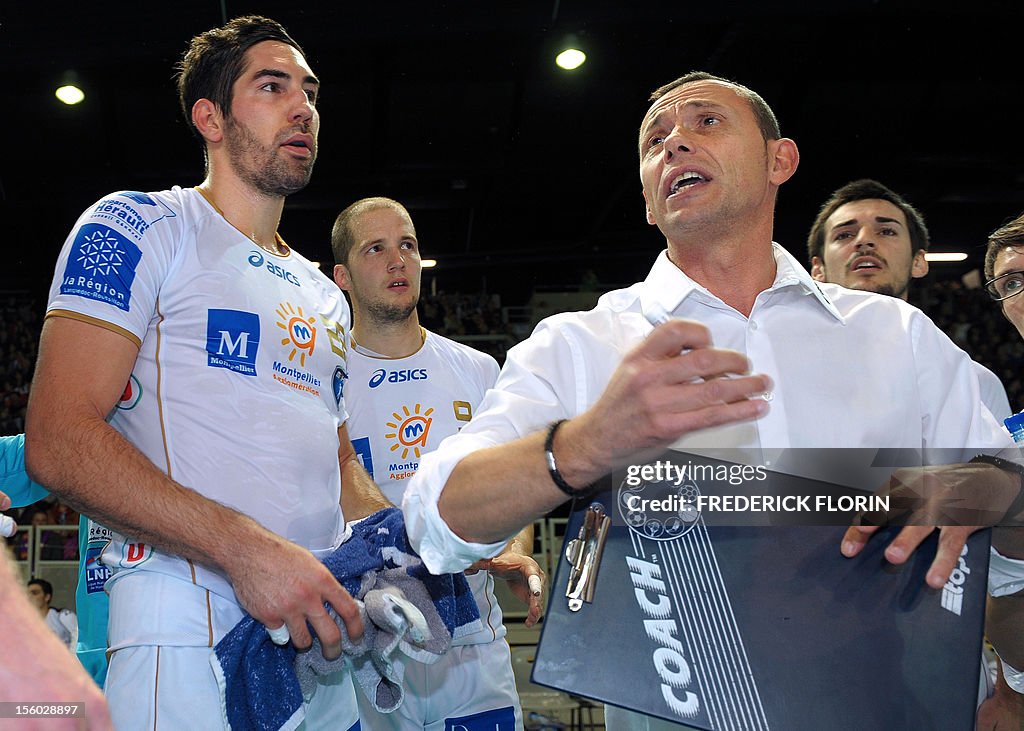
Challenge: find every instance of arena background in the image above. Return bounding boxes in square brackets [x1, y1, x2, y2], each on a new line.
[5, 1, 1024, 303]
[4, 4, 1024, 707]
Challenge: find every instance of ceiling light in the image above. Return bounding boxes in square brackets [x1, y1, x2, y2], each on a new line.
[55, 71, 85, 105]
[924, 252, 968, 262]
[421, 259, 437, 268]
[56, 84, 85, 105]
[556, 48, 586, 70]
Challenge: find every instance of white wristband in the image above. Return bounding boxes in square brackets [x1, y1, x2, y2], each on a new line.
[0, 515, 16, 538]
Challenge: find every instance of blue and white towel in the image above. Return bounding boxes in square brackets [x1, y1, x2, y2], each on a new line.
[211, 508, 481, 731]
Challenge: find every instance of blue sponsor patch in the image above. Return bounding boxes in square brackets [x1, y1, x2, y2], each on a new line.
[333, 365, 347, 407]
[352, 437, 374, 478]
[60, 224, 142, 312]
[85, 546, 112, 594]
[445, 707, 516, 730]
[120, 191, 155, 205]
[207, 309, 260, 376]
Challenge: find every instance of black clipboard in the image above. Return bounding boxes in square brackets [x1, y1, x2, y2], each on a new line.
[533, 481, 990, 731]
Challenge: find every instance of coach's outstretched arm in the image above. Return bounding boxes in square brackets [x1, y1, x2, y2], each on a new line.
[26, 317, 363, 657]
[405, 319, 769, 571]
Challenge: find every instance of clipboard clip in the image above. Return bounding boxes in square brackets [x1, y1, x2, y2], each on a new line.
[564, 502, 611, 612]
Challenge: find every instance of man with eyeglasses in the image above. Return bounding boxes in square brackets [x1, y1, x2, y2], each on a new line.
[808, 178, 1010, 422]
[977, 214, 1024, 729]
[985, 216, 1024, 338]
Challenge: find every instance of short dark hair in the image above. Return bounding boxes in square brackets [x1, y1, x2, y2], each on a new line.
[806, 179, 930, 264]
[984, 213, 1024, 281]
[176, 15, 305, 142]
[647, 71, 781, 143]
[28, 578, 53, 598]
[331, 197, 413, 265]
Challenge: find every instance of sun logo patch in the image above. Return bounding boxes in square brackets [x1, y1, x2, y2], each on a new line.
[385, 404, 434, 460]
[276, 302, 317, 366]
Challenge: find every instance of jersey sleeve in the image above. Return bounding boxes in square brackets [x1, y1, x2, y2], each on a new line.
[46, 190, 184, 346]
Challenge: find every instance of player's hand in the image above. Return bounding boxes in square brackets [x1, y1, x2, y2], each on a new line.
[470, 552, 546, 627]
[225, 532, 363, 660]
[573, 319, 770, 477]
[840, 463, 1020, 588]
[977, 663, 1024, 730]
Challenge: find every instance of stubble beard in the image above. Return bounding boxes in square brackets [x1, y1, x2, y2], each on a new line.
[365, 299, 418, 326]
[224, 116, 315, 197]
[841, 277, 905, 300]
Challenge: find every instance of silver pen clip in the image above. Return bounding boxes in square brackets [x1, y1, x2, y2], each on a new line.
[564, 502, 611, 612]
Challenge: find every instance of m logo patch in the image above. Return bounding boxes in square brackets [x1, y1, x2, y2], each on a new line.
[207, 309, 260, 376]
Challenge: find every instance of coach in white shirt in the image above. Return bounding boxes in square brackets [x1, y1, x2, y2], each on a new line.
[402, 71, 1024, 730]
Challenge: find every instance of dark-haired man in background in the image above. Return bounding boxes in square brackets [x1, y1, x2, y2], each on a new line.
[807, 178, 1011, 421]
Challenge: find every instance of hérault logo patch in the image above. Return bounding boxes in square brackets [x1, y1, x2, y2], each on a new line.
[60, 224, 142, 312]
[91, 192, 176, 241]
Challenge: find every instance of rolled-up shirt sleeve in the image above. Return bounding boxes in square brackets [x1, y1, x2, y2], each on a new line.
[403, 312, 610, 574]
[403, 431, 510, 574]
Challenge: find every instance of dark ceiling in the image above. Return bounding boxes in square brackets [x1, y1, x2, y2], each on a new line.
[6, 1, 1024, 303]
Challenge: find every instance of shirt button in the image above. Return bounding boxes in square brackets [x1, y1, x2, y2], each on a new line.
[749, 320, 759, 330]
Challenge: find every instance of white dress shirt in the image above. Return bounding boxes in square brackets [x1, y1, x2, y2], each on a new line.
[405, 244, 1013, 574]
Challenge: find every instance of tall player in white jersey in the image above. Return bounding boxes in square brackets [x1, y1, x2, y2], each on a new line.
[26, 16, 387, 730]
[333, 197, 544, 731]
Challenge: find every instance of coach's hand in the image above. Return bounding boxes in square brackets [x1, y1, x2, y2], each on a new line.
[559, 319, 771, 488]
[840, 462, 1020, 588]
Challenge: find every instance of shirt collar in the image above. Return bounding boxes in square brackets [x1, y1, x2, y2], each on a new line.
[771, 243, 845, 323]
[639, 244, 845, 324]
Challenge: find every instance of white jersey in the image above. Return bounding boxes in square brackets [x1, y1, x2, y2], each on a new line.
[345, 330, 505, 644]
[46, 187, 352, 603]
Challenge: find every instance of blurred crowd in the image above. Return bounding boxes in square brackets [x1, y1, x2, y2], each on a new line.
[911, 279, 1024, 410]
[0, 297, 38, 435]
